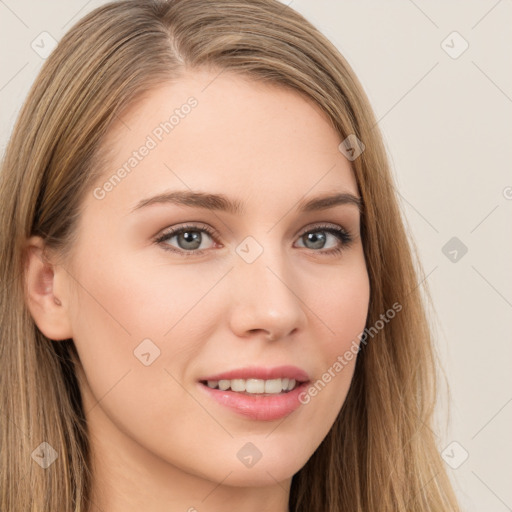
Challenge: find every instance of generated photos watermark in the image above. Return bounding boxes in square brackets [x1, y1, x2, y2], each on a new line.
[298, 301, 402, 404]
[93, 96, 198, 200]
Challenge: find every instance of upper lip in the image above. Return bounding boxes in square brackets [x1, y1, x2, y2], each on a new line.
[199, 365, 310, 383]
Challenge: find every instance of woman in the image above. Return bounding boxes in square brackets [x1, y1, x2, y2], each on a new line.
[0, 0, 461, 510]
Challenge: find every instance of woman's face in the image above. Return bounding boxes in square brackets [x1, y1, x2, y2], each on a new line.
[59, 69, 369, 492]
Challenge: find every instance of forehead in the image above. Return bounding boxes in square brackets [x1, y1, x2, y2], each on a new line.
[89, 69, 358, 216]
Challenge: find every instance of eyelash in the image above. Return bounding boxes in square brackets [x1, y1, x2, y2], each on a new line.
[154, 222, 354, 258]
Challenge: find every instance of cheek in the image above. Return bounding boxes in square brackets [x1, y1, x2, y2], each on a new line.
[67, 253, 230, 403]
[311, 256, 370, 361]
[70, 249, 226, 341]
[296, 258, 369, 424]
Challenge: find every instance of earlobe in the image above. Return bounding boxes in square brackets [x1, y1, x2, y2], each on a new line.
[23, 236, 73, 341]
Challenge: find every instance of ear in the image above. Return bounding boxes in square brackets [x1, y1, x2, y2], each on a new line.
[23, 236, 73, 341]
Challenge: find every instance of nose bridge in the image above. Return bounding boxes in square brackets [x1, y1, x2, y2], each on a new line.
[228, 235, 307, 339]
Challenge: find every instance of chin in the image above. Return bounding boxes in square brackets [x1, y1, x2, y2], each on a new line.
[217, 462, 302, 488]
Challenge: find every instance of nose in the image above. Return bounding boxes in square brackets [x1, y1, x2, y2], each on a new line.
[228, 245, 307, 341]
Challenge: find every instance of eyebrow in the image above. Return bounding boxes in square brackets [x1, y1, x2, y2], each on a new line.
[130, 190, 362, 215]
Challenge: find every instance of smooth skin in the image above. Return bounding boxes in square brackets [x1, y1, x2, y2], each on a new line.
[24, 69, 370, 512]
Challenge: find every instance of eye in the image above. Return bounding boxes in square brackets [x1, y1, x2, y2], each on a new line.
[295, 224, 354, 256]
[154, 222, 354, 257]
[154, 223, 218, 256]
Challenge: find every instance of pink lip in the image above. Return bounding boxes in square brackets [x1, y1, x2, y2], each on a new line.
[197, 365, 311, 421]
[199, 365, 310, 382]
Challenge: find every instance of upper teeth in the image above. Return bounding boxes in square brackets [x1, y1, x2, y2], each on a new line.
[206, 378, 297, 394]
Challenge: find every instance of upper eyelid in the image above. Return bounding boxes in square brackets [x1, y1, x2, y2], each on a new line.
[156, 222, 219, 240]
[157, 221, 350, 238]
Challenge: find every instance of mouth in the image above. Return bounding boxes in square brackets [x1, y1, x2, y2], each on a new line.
[199, 377, 304, 395]
[196, 365, 311, 421]
[198, 365, 310, 395]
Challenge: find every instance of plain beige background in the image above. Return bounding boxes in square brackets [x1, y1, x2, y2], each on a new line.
[1, 0, 511, 510]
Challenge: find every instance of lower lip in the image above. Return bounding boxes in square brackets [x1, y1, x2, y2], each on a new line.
[197, 381, 309, 421]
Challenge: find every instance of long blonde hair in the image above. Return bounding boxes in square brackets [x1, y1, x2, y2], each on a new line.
[0, 0, 460, 510]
